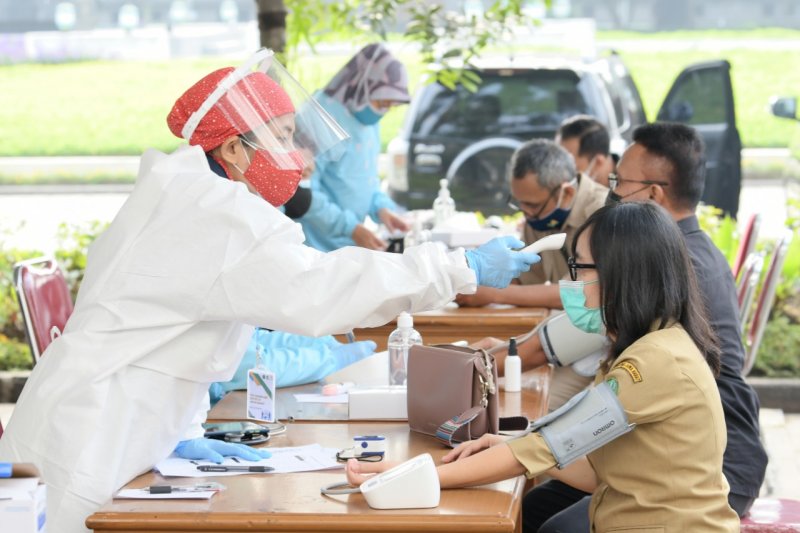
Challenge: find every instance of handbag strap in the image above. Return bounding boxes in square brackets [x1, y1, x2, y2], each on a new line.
[435, 406, 484, 447]
[435, 408, 530, 447]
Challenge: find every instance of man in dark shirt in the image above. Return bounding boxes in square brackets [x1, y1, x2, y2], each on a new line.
[523, 122, 767, 532]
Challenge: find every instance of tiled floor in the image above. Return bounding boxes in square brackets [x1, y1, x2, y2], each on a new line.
[0, 403, 797, 500]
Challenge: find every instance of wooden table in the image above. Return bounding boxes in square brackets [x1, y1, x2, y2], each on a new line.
[87, 361, 551, 532]
[352, 304, 549, 351]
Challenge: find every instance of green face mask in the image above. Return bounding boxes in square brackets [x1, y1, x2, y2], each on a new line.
[558, 279, 605, 335]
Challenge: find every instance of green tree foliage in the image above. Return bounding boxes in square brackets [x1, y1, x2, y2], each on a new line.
[284, 0, 544, 90]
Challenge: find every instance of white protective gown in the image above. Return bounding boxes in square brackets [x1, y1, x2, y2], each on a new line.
[0, 145, 476, 532]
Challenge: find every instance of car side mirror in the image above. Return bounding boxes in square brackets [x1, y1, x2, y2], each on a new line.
[769, 96, 798, 121]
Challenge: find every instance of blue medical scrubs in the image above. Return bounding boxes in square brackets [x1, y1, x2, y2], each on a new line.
[299, 92, 398, 251]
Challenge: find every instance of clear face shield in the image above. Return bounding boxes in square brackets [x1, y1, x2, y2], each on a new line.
[181, 49, 349, 204]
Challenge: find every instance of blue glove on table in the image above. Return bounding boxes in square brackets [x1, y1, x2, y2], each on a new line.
[464, 236, 541, 289]
[210, 332, 378, 405]
[174, 438, 272, 464]
[330, 340, 377, 366]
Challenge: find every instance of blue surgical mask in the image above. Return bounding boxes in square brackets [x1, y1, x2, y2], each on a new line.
[558, 279, 605, 335]
[353, 104, 385, 125]
[526, 206, 571, 231]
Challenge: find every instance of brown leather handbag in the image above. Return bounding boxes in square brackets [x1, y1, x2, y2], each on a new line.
[407, 344, 528, 447]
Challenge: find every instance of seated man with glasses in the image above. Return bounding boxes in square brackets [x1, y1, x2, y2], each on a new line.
[522, 122, 767, 533]
[457, 138, 608, 408]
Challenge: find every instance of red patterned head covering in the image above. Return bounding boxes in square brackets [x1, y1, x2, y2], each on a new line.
[167, 67, 295, 152]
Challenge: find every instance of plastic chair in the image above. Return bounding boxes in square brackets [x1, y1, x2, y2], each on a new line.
[740, 497, 800, 531]
[736, 252, 764, 333]
[741, 231, 793, 376]
[12, 256, 74, 364]
[732, 213, 761, 280]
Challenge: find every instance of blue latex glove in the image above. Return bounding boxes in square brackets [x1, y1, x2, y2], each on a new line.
[173, 438, 272, 464]
[330, 340, 378, 366]
[464, 236, 541, 289]
[210, 331, 377, 405]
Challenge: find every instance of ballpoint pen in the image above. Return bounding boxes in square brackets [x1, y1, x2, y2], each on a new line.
[197, 465, 274, 472]
[147, 483, 222, 494]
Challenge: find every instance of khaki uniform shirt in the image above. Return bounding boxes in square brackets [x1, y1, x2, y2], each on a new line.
[508, 326, 739, 532]
[518, 175, 608, 286]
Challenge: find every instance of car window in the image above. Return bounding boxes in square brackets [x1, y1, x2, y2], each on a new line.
[659, 68, 727, 125]
[411, 69, 592, 138]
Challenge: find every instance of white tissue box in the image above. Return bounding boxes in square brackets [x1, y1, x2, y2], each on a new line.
[349, 386, 408, 420]
[0, 464, 47, 533]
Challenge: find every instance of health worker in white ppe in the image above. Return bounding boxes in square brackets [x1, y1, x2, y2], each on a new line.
[0, 49, 540, 533]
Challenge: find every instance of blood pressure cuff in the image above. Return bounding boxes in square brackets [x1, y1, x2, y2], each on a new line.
[530, 381, 634, 468]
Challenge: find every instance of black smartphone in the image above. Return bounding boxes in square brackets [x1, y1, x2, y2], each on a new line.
[202, 422, 270, 445]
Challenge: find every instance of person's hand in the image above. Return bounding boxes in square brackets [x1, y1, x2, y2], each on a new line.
[352, 224, 387, 250]
[378, 208, 411, 233]
[300, 148, 315, 179]
[345, 458, 396, 487]
[174, 438, 272, 464]
[464, 236, 540, 289]
[469, 337, 505, 351]
[331, 340, 377, 366]
[455, 287, 497, 308]
[441, 433, 507, 463]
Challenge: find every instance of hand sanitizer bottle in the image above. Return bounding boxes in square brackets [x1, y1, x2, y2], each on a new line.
[433, 179, 456, 227]
[387, 312, 423, 386]
[504, 338, 521, 392]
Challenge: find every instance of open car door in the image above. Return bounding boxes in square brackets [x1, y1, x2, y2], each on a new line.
[657, 60, 741, 218]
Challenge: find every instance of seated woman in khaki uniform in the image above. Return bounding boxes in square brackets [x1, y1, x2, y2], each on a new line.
[346, 202, 739, 532]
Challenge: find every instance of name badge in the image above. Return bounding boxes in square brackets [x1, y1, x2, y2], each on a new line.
[246, 368, 276, 422]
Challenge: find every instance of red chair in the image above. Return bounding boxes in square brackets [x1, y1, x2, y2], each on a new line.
[736, 252, 764, 333]
[740, 497, 800, 532]
[742, 231, 793, 376]
[732, 213, 762, 280]
[13, 257, 74, 364]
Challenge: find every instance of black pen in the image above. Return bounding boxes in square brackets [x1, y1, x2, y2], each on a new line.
[197, 465, 274, 472]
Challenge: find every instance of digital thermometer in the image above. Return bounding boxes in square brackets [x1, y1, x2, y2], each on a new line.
[521, 233, 567, 254]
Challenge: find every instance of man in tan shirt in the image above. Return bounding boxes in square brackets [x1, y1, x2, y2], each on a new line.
[457, 139, 607, 407]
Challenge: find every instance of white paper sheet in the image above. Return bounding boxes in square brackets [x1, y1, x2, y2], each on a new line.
[155, 444, 342, 477]
[115, 489, 217, 500]
[293, 393, 348, 404]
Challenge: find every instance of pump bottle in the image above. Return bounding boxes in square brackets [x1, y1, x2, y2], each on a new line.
[387, 312, 423, 386]
[504, 338, 521, 392]
[433, 179, 456, 227]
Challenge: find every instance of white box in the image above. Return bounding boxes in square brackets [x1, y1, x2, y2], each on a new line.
[349, 386, 408, 420]
[0, 463, 47, 533]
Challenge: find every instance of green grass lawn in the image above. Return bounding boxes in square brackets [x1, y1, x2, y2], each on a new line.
[0, 29, 798, 157]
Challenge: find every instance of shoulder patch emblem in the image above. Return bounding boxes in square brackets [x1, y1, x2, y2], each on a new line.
[606, 377, 619, 395]
[614, 361, 642, 383]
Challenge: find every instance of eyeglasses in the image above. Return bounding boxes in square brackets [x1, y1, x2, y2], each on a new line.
[607, 173, 669, 192]
[507, 186, 560, 219]
[567, 256, 596, 281]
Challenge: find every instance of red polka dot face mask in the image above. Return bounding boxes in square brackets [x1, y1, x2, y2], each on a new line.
[166, 49, 349, 202]
[237, 137, 304, 207]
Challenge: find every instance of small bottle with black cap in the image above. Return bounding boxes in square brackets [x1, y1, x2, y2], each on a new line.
[504, 338, 521, 392]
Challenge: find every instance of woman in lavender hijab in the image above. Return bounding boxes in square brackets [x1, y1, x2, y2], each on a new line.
[299, 43, 412, 251]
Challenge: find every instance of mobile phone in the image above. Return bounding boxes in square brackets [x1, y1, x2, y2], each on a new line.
[202, 421, 270, 445]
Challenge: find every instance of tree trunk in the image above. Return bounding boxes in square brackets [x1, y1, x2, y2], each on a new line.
[255, 0, 287, 53]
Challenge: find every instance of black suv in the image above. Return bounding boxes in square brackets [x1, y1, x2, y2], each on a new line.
[386, 53, 741, 217]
